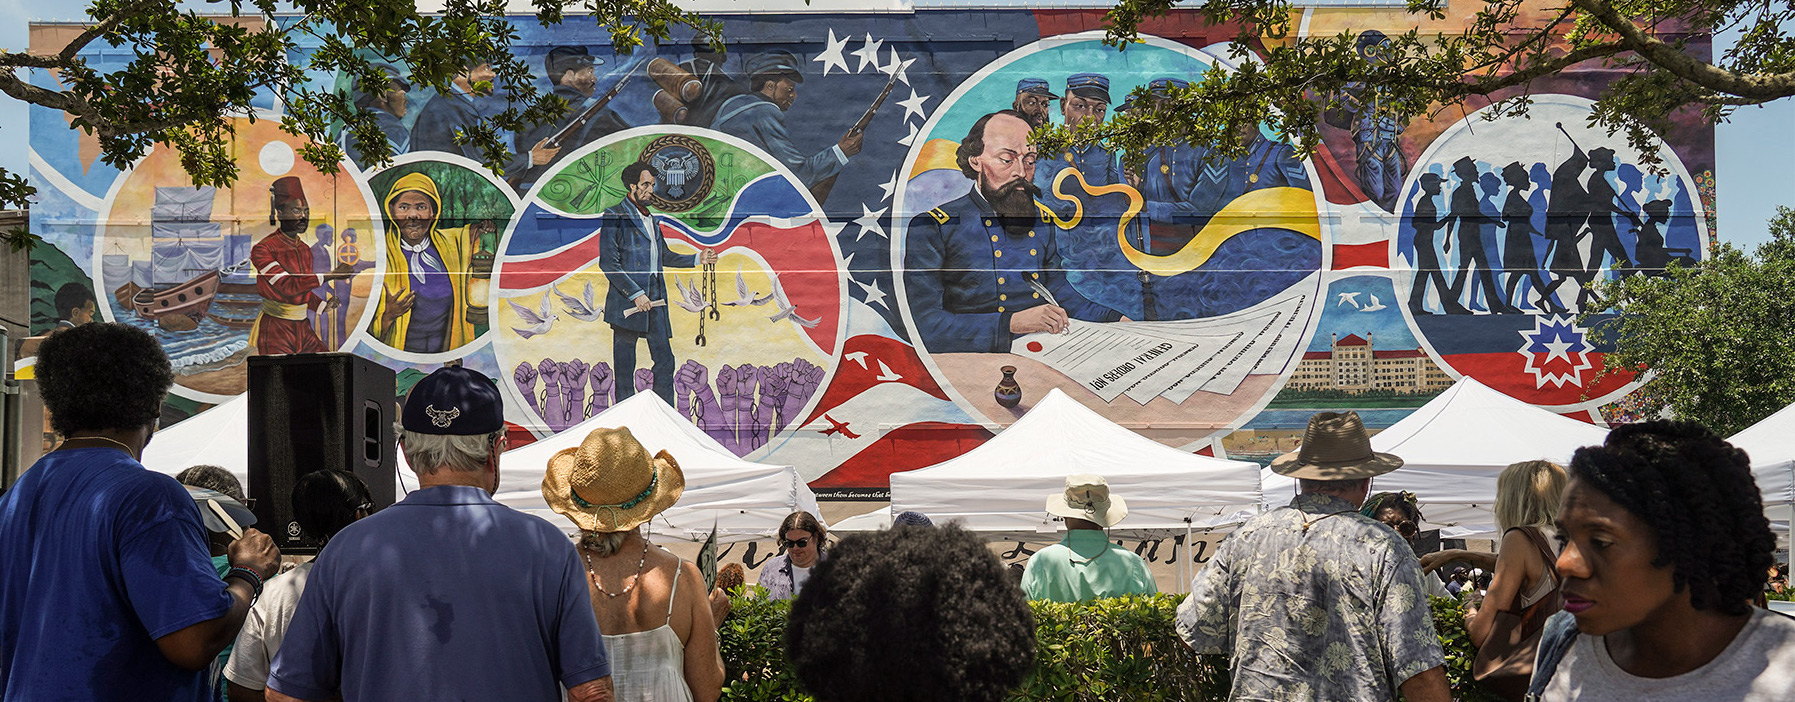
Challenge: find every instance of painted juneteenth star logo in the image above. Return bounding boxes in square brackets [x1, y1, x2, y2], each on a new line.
[1517, 315, 1594, 388]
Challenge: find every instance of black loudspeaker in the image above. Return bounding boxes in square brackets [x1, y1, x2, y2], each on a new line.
[248, 353, 396, 553]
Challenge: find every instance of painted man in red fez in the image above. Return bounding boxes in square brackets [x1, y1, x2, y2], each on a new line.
[250, 176, 355, 354]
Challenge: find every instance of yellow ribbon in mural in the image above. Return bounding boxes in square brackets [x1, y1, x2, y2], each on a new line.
[1045, 168, 1321, 277]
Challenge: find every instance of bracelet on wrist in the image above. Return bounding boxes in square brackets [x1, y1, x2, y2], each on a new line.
[225, 566, 265, 602]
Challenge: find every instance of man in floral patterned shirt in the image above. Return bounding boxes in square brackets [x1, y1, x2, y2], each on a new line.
[1176, 411, 1450, 702]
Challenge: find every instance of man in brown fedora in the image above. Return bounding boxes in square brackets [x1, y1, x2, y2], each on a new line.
[1175, 411, 1450, 702]
[266, 367, 615, 702]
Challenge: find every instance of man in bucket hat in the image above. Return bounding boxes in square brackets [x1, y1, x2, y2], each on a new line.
[1019, 475, 1156, 603]
[1175, 411, 1450, 702]
[267, 367, 615, 702]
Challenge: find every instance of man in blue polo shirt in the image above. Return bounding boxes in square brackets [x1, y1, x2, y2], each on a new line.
[267, 367, 612, 701]
[0, 323, 282, 701]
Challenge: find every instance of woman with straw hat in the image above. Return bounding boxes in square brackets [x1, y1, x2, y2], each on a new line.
[544, 427, 724, 702]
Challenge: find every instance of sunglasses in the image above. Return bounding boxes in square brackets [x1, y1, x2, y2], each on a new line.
[781, 537, 813, 549]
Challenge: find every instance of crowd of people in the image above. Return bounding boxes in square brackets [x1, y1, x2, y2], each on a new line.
[2, 322, 1794, 701]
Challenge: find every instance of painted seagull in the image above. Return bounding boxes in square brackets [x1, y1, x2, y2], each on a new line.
[552, 281, 603, 322]
[672, 276, 711, 314]
[509, 291, 559, 339]
[1336, 292, 1362, 309]
[725, 268, 772, 307]
[1360, 293, 1387, 312]
[766, 271, 820, 328]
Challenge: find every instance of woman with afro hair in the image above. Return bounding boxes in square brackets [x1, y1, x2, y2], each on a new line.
[1531, 420, 1795, 700]
[784, 524, 1036, 702]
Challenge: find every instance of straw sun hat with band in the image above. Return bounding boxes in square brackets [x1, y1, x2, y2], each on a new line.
[544, 427, 686, 533]
[1269, 411, 1403, 480]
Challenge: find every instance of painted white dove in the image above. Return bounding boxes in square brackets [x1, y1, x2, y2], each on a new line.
[725, 268, 772, 307]
[1336, 292, 1362, 309]
[1360, 293, 1388, 312]
[672, 276, 710, 314]
[766, 271, 820, 329]
[509, 291, 558, 339]
[552, 281, 603, 322]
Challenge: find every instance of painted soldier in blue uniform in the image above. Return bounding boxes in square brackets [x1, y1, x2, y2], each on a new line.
[904, 110, 1125, 354]
[712, 50, 863, 189]
[1128, 79, 1213, 254]
[601, 161, 717, 403]
[1034, 73, 1121, 212]
[341, 64, 412, 168]
[508, 46, 631, 191]
[1334, 31, 1409, 211]
[1010, 77, 1057, 129]
[411, 61, 496, 160]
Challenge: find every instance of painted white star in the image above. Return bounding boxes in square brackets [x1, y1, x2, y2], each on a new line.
[853, 204, 887, 241]
[1542, 338, 1576, 366]
[813, 29, 851, 76]
[840, 251, 856, 268]
[853, 275, 889, 309]
[896, 88, 931, 123]
[877, 171, 900, 202]
[852, 34, 884, 74]
[897, 121, 920, 147]
[882, 48, 917, 86]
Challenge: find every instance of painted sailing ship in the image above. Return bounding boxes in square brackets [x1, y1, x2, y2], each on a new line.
[127, 186, 237, 322]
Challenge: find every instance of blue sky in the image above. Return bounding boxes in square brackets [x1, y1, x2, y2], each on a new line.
[2, 0, 1789, 246]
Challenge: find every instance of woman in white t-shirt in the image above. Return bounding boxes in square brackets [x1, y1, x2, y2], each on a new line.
[1532, 420, 1795, 701]
[223, 470, 372, 701]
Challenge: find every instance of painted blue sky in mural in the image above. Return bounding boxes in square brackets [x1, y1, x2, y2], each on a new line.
[1309, 275, 1420, 353]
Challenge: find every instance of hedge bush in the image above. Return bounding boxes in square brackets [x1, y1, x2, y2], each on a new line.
[718, 589, 1499, 702]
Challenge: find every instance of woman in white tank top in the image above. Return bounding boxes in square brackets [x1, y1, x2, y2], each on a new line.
[542, 427, 726, 702]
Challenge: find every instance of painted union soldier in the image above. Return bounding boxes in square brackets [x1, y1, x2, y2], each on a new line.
[1034, 73, 1121, 206]
[1010, 77, 1057, 129]
[904, 110, 1124, 354]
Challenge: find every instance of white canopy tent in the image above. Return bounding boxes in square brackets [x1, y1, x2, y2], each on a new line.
[139, 393, 253, 485]
[1261, 377, 1609, 538]
[889, 388, 1262, 533]
[1729, 403, 1795, 540]
[495, 392, 821, 543]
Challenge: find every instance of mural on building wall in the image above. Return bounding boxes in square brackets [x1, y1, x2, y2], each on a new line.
[26, 9, 1714, 493]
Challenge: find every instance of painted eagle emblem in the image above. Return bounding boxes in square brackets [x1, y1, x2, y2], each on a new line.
[424, 405, 460, 428]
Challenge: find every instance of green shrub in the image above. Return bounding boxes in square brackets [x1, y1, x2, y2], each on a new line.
[718, 591, 1498, 702]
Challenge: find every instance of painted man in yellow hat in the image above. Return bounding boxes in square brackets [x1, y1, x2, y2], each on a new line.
[371, 173, 477, 353]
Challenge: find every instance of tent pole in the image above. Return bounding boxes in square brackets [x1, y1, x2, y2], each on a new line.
[1183, 519, 1193, 594]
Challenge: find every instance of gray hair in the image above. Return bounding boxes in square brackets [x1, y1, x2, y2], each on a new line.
[401, 429, 504, 474]
[578, 526, 641, 557]
[1298, 477, 1371, 496]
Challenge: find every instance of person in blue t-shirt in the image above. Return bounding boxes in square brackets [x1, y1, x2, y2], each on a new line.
[266, 366, 613, 702]
[0, 323, 282, 701]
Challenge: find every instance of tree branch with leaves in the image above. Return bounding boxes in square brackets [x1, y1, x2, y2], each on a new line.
[1044, 0, 1790, 169]
[1, 0, 723, 251]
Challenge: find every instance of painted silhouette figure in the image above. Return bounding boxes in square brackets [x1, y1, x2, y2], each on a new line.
[1444, 157, 1512, 313]
[1498, 162, 1564, 313]
[1584, 147, 1635, 276]
[1627, 199, 1695, 277]
[1539, 131, 1595, 310]
[1407, 173, 1467, 315]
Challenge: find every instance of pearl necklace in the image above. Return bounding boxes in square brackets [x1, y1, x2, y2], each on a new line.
[582, 537, 650, 598]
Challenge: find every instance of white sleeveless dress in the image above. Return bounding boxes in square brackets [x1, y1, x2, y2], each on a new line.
[602, 563, 694, 702]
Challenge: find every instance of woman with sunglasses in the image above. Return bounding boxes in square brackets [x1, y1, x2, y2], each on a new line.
[1363, 491, 1453, 603]
[1529, 421, 1795, 700]
[758, 512, 827, 600]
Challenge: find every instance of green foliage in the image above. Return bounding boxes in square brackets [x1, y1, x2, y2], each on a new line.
[1426, 595, 1507, 702]
[1588, 205, 1795, 435]
[1013, 595, 1229, 702]
[27, 241, 89, 335]
[0, 0, 725, 211]
[1044, 0, 1795, 169]
[718, 591, 1497, 702]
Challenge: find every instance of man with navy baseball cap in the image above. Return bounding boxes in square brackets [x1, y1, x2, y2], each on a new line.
[268, 366, 615, 702]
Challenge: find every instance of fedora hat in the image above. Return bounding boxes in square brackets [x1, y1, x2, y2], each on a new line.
[1270, 411, 1404, 480]
[1045, 474, 1127, 527]
[543, 426, 685, 533]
